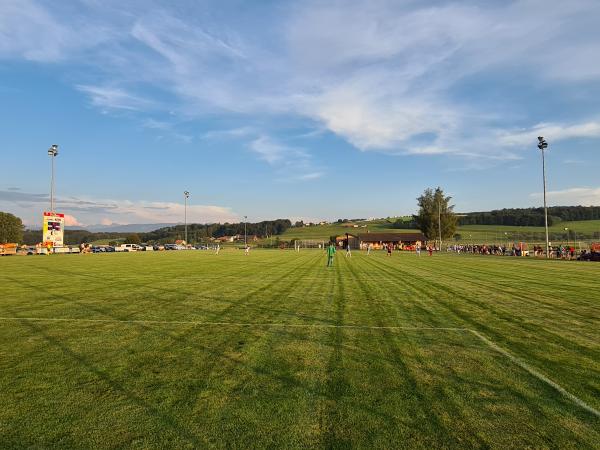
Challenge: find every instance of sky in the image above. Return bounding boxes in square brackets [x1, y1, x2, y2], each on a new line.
[1, 0, 600, 227]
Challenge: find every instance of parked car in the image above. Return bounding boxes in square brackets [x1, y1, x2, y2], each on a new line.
[116, 244, 139, 252]
[105, 246, 115, 252]
[153, 245, 165, 251]
[164, 244, 178, 250]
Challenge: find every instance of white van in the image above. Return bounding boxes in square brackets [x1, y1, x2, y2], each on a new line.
[116, 244, 139, 252]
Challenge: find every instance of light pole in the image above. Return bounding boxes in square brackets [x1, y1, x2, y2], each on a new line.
[437, 198, 442, 251]
[184, 191, 190, 245]
[538, 136, 549, 258]
[48, 145, 58, 212]
[244, 215, 248, 246]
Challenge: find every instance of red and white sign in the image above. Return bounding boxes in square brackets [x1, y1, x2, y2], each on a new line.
[43, 212, 65, 247]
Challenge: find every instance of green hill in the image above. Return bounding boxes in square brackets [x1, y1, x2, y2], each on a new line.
[280, 219, 600, 244]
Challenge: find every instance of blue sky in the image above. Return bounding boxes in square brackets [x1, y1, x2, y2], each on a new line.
[1, 0, 600, 227]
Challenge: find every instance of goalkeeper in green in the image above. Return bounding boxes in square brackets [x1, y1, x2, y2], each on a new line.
[327, 242, 336, 267]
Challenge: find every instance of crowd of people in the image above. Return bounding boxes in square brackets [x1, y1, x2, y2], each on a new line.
[447, 243, 579, 259]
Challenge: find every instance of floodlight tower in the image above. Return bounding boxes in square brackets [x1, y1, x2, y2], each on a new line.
[438, 198, 442, 251]
[48, 145, 58, 212]
[244, 215, 248, 246]
[537, 136, 549, 258]
[184, 191, 190, 245]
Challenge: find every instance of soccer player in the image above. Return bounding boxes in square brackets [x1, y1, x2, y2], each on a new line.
[327, 242, 336, 267]
[416, 243, 421, 257]
[244, 245, 250, 256]
[345, 243, 352, 258]
[215, 244, 220, 255]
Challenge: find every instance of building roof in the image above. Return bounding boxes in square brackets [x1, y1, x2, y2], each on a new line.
[358, 232, 425, 242]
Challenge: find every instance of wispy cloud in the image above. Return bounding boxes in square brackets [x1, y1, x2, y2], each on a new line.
[499, 121, 600, 147]
[530, 187, 600, 206]
[2, 0, 600, 165]
[0, 189, 238, 226]
[200, 126, 257, 140]
[77, 85, 154, 111]
[249, 135, 322, 181]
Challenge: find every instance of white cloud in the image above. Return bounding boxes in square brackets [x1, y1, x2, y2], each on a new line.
[0, 190, 238, 226]
[499, 121, 600, 147]
[201, 126, 257, 140]
[63, 214, 82, 227]
[248, 135, 323, 181]
[0, 0, 118, 61]
[77, 85, 154, 111]
[3, 0, 600, 163]
[530, 187, 600, 206]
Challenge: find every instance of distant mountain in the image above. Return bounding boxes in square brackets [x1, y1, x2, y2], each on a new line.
[84, 223, 181, 233]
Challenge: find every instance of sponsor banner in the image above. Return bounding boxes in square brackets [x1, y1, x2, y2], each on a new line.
[43, 212, 65, 247]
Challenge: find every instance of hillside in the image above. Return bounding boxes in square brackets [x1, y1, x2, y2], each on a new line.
[280, 219, 600, 243]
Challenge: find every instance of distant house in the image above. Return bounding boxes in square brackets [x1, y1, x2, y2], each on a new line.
[175, 239, 186, 246]
[358, 232, 426, 250]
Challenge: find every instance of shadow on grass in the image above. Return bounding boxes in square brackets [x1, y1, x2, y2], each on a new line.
[6, 307, 205, 448]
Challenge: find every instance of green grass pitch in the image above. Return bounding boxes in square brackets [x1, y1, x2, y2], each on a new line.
[1, 250, 599, 448]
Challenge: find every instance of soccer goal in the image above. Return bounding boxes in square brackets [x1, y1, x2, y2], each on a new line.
[295, 240, 326, 250]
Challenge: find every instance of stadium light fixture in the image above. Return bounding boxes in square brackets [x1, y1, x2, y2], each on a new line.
[48, 145, 58, 212]
[184, 191, 190, 245]
[537, 137, 550, 258]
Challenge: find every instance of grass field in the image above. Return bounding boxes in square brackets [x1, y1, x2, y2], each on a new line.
[1, 250, 599, 448]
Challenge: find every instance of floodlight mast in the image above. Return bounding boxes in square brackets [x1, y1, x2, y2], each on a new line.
[184, 191, 190, 245]
[48, 145, 58, 212]
[244, 215, 248, 246]
[438, 199, 442, 251]
[537, 136, 549, 259]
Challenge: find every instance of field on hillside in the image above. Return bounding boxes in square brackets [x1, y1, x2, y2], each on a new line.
[279, 219, 600, 244]
[1, 250, 599, 448]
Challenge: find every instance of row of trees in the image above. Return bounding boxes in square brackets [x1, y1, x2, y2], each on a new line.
[4, 200, 599, 246]
[21, 229, 132, 246]
[459, 206, 600, 227]
[18, 219, 293, 245]
[141, 219, 292, 243]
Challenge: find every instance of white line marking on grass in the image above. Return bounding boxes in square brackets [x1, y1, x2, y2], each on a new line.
[0, 316, 467, 331]
[1, 316, 597, 418]
[469, 330, 600, 419]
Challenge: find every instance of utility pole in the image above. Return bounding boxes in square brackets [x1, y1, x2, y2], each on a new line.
[48, 145, 58, 212]
[538, 137, 549, 258]
[184, 191, 190, 245]
[244, 215, 248, 246]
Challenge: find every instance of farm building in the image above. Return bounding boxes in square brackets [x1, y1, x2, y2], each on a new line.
[333, 234, 359, 248]
[358, 232, 426, 250]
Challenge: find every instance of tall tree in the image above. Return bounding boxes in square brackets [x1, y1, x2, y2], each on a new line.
[413, 187, 457, 241]
[0, 211, 24, 244]
[124, 233, 142, 245]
